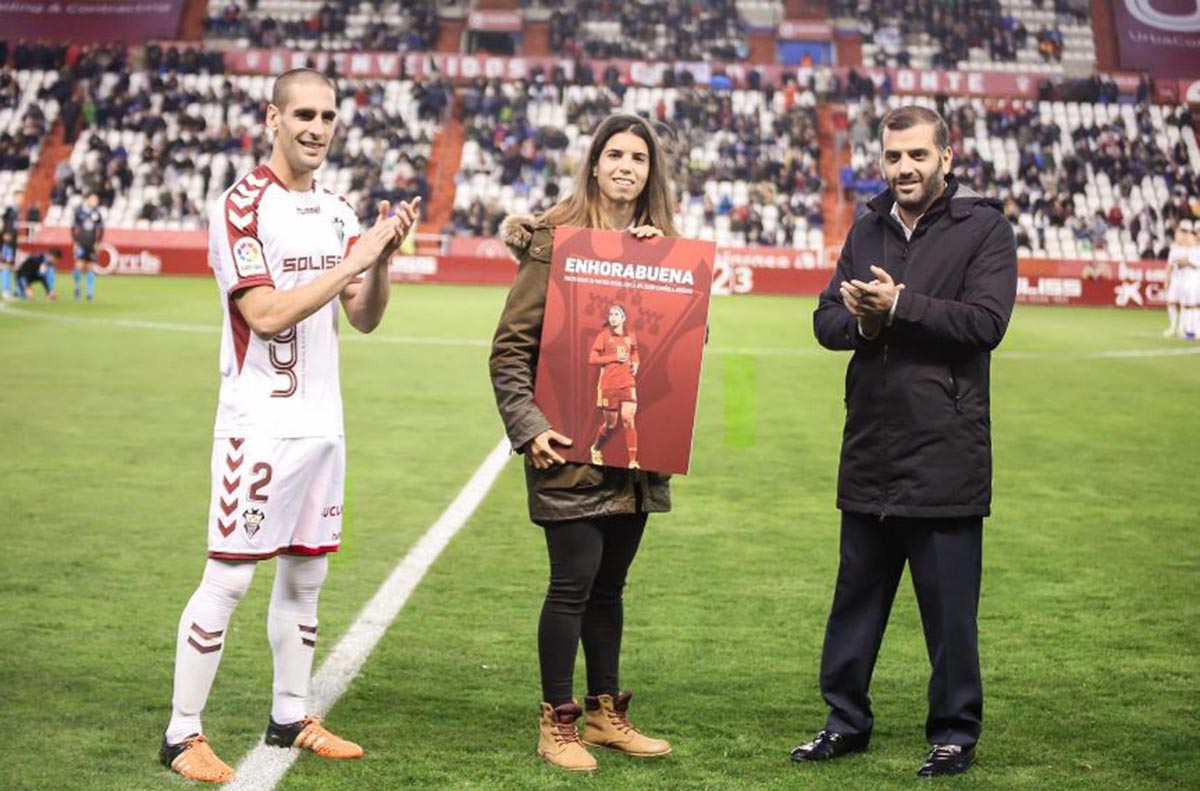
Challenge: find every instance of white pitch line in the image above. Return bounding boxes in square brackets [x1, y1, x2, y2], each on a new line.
[224, 435, 512, 791]
[3, 304, 1200, 359]
[0, 305, 489, 347]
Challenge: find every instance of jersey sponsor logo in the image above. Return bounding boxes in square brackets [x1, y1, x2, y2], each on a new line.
[242, 507, 265, 539]
[233, 237, 267, 278]
[297, 205, 321, 215]
[282, 254, 342, 273]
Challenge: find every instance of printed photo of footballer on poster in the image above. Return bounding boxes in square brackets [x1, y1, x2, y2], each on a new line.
[534, 226, 715, 475]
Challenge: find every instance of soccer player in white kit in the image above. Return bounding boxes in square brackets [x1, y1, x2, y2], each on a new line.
[1177, 221, 1200, 340]
[160, 69, 419, 783]
[1164, 221, 1192, 338]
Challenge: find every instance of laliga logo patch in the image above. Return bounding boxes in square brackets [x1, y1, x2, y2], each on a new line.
[233, 237, 267, 278]
[242, 508, 265, 539]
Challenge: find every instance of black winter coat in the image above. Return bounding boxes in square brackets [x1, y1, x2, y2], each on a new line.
[814, 176, 1017, 518]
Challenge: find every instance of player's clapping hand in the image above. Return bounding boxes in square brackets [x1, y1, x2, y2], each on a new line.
[347, 211, 404, 273]
[377, 198, 421, 260]
[525, 429, 573, 469]
[630, 225, 664, 239]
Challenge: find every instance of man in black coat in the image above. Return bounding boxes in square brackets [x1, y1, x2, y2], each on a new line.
[791, 106, 1017, 778]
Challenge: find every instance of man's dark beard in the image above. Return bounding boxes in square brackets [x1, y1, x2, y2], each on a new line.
[891, 163, 945, 215]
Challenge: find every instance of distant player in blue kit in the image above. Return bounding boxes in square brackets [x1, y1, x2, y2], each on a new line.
[0, 192, 18, 301]
[16, 248, 61, 300]
[72, 192, 104, 301]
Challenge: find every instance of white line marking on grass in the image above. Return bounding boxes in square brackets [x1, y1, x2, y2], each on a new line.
[224, 436, 512, 791]
[4, 306, 1199, 359]
[0, 306, 489, 347]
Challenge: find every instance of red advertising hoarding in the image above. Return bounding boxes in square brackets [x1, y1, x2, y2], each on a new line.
[1111, 0, 1200, 79]
[223, 51, 1081, 99]
[15, 227, 1168, 308]
[0, 0, 184, 42]
[533, 228, 715, 475]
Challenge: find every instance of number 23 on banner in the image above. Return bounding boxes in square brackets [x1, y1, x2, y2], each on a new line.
[712, 261, 754, 295]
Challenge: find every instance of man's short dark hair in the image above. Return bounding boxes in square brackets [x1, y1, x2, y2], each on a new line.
[881, 106, 950, 151]
[49, 248, 63, 258]
[271, 68, 337, 110]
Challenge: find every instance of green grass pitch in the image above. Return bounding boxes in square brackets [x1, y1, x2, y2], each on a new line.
[0, 278, 1197, 790]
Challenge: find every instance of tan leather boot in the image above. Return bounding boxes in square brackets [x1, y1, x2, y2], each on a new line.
[582, 691, 672, 757]
[537, 702, 598, 772]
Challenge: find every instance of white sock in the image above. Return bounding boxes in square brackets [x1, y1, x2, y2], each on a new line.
[166, 560, 257, 744]
[1167, 304, 1179, 333]
[268, 554, 328, 725]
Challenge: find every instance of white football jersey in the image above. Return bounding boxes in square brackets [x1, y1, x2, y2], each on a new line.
[209, 164, 362, 438]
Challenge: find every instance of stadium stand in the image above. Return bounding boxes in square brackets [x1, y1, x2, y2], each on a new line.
[204, 0, 452, 51]
[546, 0, 751, 61]
[452, 79, 824, 250]
[45, 72, 447, 230]
[841, 95, 1200, 260]
[1, 1, 1196, 266]
[838, 0, 1095, 75]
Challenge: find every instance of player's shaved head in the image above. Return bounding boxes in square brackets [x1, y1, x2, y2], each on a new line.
[271, 69, 336, 110]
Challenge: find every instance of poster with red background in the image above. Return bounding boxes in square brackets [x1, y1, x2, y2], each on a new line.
[533, 228, 715, 475]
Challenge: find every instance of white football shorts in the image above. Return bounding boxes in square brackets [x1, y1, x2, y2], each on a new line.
[206, 436, 345, 561]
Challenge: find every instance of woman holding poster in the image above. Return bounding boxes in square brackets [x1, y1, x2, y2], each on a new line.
[490, 114, 677, 773]
[589, 304, 641, 470]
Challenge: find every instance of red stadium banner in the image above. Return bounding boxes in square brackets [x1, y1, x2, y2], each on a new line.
[222, 51, 1102, 99]
[1016, 260, 1168, 308]
[16, 227, 1169, 308]
[0, 0, 184, 42]
[533, 228, 715, 474]
[1111, 0, 1200, 78]
[446, 236, 518, 258]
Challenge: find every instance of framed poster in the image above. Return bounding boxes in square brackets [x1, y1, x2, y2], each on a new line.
[534, 227, 715, 474]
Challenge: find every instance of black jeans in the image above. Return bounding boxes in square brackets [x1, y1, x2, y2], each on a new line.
[819, 511, 984, 746]
[538, 513, 647, 705]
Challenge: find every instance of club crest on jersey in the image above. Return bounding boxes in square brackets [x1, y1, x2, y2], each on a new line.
[233, 237, 267, 278]
[242, 508, 265, 539]
[332, 217, 346, 247]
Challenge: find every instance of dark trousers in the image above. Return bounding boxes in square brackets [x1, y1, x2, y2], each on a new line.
[820, 511, 983, 746]
[538, 513, 647, 705]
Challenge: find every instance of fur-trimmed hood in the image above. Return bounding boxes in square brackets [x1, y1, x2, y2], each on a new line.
[500, 213, 541, 260]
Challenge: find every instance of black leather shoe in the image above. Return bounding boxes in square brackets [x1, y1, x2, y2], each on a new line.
[790, 730, 870, 762]
[917, 743, 975, 777]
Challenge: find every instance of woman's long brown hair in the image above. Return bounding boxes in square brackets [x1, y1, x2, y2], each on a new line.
[541, 113, 679, 237]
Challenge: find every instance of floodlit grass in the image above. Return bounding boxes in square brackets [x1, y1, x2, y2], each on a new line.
[1, 279, 1197, 790]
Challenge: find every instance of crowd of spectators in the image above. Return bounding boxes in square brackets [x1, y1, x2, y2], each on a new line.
[832, 0, 1087, 70]
[48, 60, 449, 229]
[840, 96, 1199, 260]
[0, 73, 50, 172]
[205, 0, 443, 51]
[449, 73, 824, 249]
[549, 0, 749, 62]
